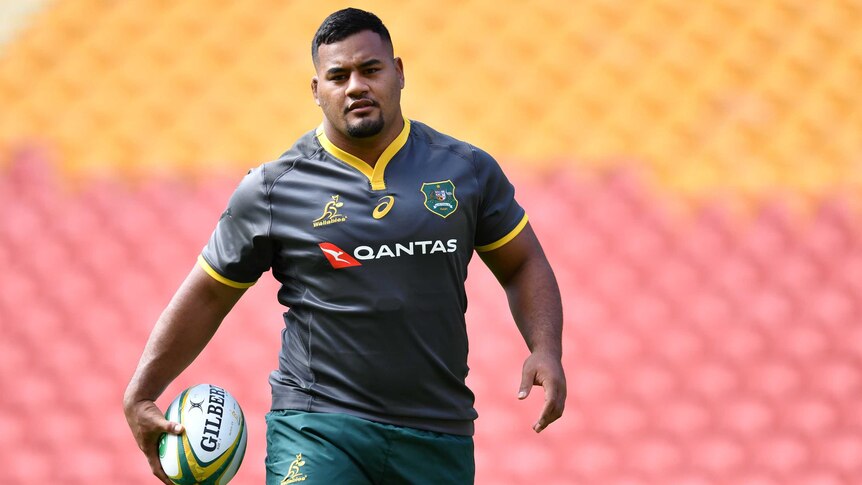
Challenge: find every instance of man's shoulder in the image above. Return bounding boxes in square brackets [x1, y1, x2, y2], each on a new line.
[409, 120, 478, 162]
[252, 129, 322, 189]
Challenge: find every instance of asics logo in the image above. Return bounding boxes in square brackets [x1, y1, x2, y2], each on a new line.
[372, 196, 394, 219]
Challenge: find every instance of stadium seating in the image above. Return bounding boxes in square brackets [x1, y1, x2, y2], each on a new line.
[2, 1, 862, 484]
[2, 0, 862, 199]
[3, 151, 861, 483]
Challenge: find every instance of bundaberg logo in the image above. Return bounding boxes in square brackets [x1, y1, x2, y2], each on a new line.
[313, 195, 347, 227]
[420, 180, 458, 218]
[281, 453, 308, 484]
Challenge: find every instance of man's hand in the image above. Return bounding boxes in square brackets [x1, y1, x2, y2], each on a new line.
[124, 399, 184, 484]
[518, 351, 567, 433]
[123, 266, 247, 483]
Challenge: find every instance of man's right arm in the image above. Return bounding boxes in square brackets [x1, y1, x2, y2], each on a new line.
[123, 264, 247, 484]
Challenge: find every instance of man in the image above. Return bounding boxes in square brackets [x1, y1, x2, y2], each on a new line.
[124, 8, 566, 484]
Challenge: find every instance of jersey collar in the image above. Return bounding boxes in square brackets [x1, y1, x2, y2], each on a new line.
[315, 118, 411, 191]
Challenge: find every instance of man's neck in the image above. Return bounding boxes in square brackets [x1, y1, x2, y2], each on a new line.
[323, 117, 405, 167]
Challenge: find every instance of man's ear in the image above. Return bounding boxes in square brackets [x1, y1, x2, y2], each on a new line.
[311, 77, 320, 105]
[394, 57, 405, 89]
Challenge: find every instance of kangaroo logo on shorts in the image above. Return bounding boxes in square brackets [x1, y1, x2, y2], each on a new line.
[281, 453, 307, 484]
[420, 180, 458, 218]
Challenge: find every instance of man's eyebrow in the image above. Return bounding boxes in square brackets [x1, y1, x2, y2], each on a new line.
[358, 59, 384, 68]
[326, 59, 384, 76]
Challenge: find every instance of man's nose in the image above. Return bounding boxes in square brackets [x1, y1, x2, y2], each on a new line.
[345, 72, 369, 96]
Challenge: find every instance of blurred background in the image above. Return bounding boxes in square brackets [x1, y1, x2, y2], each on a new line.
[1, 0, 861, 483]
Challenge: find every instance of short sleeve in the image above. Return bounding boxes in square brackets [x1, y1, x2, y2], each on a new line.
[472, 147, 528, 252]
[199, 167, 273, 287]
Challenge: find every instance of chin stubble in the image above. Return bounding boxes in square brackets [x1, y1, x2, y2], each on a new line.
[346, 115, 385, 138]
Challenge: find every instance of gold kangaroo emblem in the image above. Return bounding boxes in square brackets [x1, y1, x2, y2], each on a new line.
[281, 453, 307, 484]
[314, 195, 344, 223]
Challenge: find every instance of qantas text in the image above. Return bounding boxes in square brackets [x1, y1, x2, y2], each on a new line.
[353, 239, 458, 260]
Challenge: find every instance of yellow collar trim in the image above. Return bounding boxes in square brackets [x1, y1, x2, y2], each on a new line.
[315, 119, 411, 191]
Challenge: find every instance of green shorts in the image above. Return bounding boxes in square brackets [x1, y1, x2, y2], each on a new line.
[265, 410, 474, 485]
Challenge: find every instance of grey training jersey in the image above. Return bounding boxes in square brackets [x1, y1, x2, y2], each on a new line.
[200, 119, 527, 435]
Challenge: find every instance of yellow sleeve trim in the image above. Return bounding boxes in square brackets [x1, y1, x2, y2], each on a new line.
[197, 255, 256, 289]
[475, 213, 529, 252]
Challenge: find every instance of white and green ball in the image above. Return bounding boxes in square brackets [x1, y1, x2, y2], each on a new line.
[159, 384, 247, 485]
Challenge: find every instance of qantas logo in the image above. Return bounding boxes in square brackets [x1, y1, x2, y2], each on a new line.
[319, 240, 459, 269]
[318, 243, 362, 269]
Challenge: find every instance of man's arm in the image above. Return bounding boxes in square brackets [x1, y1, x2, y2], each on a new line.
[123, 264, 247, 484]
[478, 223, 566, 433]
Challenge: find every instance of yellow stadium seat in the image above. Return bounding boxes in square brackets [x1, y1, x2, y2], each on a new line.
[0, 0, 861, 205]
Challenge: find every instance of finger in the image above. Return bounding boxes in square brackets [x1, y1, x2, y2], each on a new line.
[145, 439, 173, 484]
[165, 421, 184, 435]
[135, 418, 183, 452]
[146, 412, 183, 438]
[147, 402, 184, 435]
[145, 418, 183, 483]
[131, 401, 182, 437]
[149, 462, 172, 484]
[533, 382, 565, 433]
[518, 363, 536, 400]
[127, 399, 181, 484]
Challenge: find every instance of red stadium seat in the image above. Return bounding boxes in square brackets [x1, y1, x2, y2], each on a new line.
[5, 447, 52, 483]
[3, 160, 862, 484]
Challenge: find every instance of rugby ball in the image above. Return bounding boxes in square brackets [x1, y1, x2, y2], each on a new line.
[159, 384, 247, 485]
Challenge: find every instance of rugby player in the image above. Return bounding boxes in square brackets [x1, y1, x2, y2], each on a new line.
[124, 8, 566, 484]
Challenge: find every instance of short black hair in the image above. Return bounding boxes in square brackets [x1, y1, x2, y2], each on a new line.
[311, 8, 393, 65]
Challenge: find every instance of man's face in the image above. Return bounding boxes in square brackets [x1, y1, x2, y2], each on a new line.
[312, 30, 405, 140]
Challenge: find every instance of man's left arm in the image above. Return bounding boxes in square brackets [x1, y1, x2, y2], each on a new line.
[479, 222, 567, 433]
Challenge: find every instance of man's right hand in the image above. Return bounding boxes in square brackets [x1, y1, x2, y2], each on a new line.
[122, 265, 247, 483]
[124, 399, 184, 485]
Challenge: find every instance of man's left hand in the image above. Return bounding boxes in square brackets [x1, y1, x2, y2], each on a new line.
[518, 351, 567, 433]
